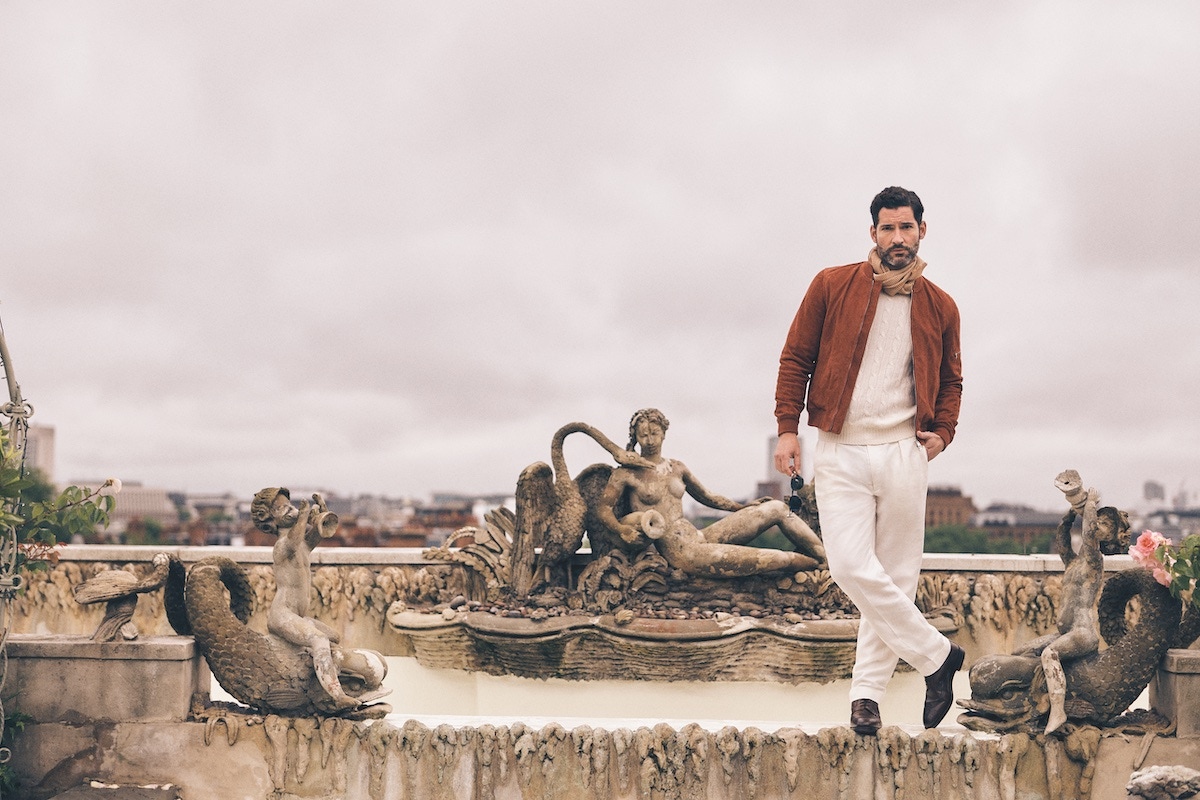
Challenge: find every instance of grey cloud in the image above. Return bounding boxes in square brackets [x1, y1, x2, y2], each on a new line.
[2, 2, 1199, 508]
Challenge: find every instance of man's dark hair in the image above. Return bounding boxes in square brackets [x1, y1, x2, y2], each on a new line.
[870, 186, 924, 225]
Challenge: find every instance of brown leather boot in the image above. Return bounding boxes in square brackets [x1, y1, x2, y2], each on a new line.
[850, 698, 881, 735]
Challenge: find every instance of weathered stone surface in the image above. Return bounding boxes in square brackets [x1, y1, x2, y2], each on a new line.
[4, 634, 207, 724]
[1150, 649, 1200, 738]
[10, 548, 1151, 692]
[10, 716, 1200, 800]
[388, 610, 956, 683]
[1126, 764, 1200, 799]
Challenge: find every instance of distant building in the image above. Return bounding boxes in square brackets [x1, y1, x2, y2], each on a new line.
[1141, 509, 1200, 544]
[110, 483, 178, 526]
[422, 492, 511, 545]
[379, 528, 428, 548]
[1171, 485, 1196, 511]
[227, 489, 493, 548]
[317, 520, 381, 548]
[186, 492, 241, 523]
[758, 434, 796, 501]
[926, 485, 976, 528]
[186, 492, 245, 546]
[24, 424, 55, 483]
[69, 480, 179, 543]
[973, 503, 1062, 550]
[408, 499, 478, 546]
[756, 480, 785, 501]
[472, 494, 515, 523]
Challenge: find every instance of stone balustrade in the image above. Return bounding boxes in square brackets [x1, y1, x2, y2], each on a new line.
[7, 545, 1134, 665]
[6, 546, 1198, 800]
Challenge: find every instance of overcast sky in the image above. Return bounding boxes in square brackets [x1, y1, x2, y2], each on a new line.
[1, 2, 1197, 513]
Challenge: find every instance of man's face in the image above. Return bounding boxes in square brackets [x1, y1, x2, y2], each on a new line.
[871, 206, 926, 270]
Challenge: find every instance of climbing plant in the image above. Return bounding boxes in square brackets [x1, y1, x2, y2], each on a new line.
[1, 312, 119, 790]
[1130, 529, 1200, 611]
[0, 428, 116, 572]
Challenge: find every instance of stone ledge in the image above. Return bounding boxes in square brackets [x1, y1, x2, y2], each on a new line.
[7, 634, 198, 661]
[10, 717, 1200, 800]
[5, 634, 209, 724]
[52, 544, 1139, 575]
[1161, 648, 1200, 674]
[1151, 647, 1200, 737]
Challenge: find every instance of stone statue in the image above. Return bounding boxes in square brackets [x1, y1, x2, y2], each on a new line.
[959, 470, 1200, 734]
[1127, 765, 1200, 800]
[514, 422, 655, 592]
[73, 552, 171, 641]
[251, 488, 363, 710]
[595, 408, 826, 578]
[165, 488, 390, 718]
[1028, 470, 1126, 732]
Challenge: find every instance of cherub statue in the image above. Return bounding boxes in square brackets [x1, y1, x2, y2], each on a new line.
[1014, 469, 1130, 733]
[251, 487, 377, 710]
[961, 472, 1195, 734]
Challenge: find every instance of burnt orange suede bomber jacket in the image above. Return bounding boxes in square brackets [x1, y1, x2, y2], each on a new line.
[775, 260, 963, 447]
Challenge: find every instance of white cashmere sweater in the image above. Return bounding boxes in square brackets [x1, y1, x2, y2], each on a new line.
[822, 292, 917, 445]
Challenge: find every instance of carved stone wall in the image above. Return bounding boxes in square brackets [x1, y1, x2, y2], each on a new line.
[10, 548, 1081, 668]
[7, 548, 1193, 800]
[14, 715, 1199, 800]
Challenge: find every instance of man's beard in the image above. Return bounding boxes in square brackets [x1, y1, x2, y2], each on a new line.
[878, 244, 917, 270]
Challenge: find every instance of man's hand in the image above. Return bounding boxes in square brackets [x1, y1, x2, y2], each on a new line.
[917, 431, 945, 461]
[774, 433, 802, 476]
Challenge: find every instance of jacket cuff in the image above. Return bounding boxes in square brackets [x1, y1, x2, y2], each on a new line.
[931, 425, 954, 449]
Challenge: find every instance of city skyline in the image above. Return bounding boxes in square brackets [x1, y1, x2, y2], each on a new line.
[2, 4, 1198, 515]
[28, 422, 1192, 517]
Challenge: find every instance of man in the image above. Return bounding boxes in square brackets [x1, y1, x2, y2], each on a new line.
[773, 186, 964, 735]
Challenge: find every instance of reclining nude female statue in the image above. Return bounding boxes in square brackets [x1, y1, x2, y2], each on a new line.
[595, 408, 827, 578]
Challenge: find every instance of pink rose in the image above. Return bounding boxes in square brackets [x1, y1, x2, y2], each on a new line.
[1129, 530, 1168, 563]
[1129, 530, 1173, 586]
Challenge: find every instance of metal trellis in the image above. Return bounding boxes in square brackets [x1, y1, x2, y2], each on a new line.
[0, 310, 33, 775]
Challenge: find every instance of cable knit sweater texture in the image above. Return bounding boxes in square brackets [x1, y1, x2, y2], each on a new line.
[824, 292, 917, 445]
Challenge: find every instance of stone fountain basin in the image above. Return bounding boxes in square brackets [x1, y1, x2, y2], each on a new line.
[387, 609, 957, 683]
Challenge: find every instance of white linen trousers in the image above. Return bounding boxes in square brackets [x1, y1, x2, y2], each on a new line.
[814, 434, 952, 702]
